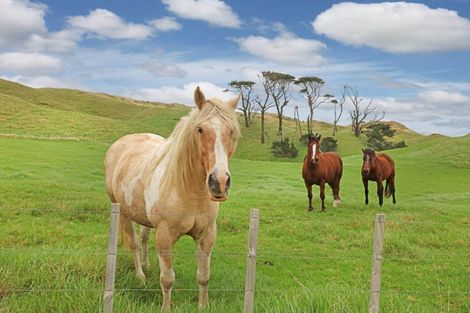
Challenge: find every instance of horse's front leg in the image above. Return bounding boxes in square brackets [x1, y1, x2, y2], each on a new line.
[320, 181, 326, 211]
[156, 226, 177, 312]
[305, 182, 313, 211]
[377, 179, 384, 207]
[195, 225, 216, 310]
[362, 178, 369, 205]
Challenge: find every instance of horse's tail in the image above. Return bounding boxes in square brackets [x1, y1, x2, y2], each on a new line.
[385, 180, 392, 198]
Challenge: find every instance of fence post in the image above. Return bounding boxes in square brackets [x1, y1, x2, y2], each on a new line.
[244, 208, 260, 313]
[369, 213, 385, 313]
[103, 203, 121, 313]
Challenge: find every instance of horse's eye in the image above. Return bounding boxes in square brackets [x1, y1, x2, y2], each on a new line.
[196, 127, 203, 134]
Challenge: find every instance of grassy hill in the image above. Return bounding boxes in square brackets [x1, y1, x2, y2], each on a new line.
[1, 79, 469, 312]
[0, 78, 444, 162]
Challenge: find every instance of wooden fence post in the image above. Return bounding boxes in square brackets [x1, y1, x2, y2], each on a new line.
[244, 208, 260, 313]
[103, 203, 121, 313]
[369, 213, 385, 313]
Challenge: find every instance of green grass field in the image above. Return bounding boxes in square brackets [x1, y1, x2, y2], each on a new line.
[0, 79, 469, 312]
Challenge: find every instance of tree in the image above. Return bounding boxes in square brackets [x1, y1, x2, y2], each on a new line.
[294, 105, 303, 137]
[347, 86, 385, 137]
[228, 80, 256, 128]
[294, 76, 328, 135]
[320, 136, 338, 152]
[262, 71, 295, 136]
[365, 123, 406, 151]
[331, 86, 345, 136]
[254, 74, 275, 144]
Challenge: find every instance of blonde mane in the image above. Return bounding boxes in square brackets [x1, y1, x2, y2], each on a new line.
[157, 98, 240, 200]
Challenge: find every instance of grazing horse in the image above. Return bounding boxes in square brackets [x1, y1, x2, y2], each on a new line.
[104, 87, 240, 311]
[302, 134, 343, 211]
[361, 148, 396, 207]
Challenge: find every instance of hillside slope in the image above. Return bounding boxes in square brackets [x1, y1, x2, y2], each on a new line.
[0, 78, 456, 162]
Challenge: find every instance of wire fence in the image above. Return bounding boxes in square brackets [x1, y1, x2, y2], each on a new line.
[1, 205, 469, 312]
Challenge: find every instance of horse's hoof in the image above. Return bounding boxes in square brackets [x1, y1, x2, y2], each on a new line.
[136, 271, 146, 284]
[333, 200, 341, 208]
[307, 207, 313, 212]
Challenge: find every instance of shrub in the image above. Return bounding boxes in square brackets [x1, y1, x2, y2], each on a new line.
[320, 136, 338, 152]
[298, 134, 310, 146]
[271, 137, 299, 158]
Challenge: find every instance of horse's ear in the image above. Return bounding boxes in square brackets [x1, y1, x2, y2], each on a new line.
[362, 148, 365, 153]
[194, 86, 206, 110]
[228, 93, 240, 110]
[372, 150, 376, 155]
[318, 134, 322, 141]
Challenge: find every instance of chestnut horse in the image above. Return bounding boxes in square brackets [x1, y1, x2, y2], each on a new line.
[104, 87, 240, 311]
[361, 148, 396, 206]
[302, 134, 343, 211]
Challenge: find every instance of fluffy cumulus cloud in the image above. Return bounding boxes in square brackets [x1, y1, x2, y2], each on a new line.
[67, 9, 153, 40]
[150, 17, 182, 32]
[0, 52, 63, 75]
[312, 2, 470, 53]
[235, 32, 326, 65]
[139, 62, 187, 78]
[128, 81, 236, 104]
[162, 0, 241, 28]
[0, 0, 47, 48]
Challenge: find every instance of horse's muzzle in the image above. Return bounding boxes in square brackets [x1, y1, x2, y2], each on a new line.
[208, 171, 230, 202]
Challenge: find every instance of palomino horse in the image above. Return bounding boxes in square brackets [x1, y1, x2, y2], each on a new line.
[302, 134, 343, 211]
[361, 148, 396, 206]
[104, 87, 240, 311]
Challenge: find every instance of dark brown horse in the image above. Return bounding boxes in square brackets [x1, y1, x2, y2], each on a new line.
[302, 134, 343, 211]
[361, 148, 396, 207]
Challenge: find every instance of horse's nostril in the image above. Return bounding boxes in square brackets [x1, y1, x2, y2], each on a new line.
[226, 175, 231, 191]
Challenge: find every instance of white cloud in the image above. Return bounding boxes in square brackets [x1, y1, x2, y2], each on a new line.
[139, 62, 187, 78]
[0, 53, 62, 75]
[127, 81, 235, 104]
[162, 0, 241, 28]
[26, 29, 84, 53]
[235, 31, 326, 65]
[417, 90, 470, 105]
[150, 17, 182, 32]
[312, 2, 470, 53]
[67, 9, 153, 40]
[0, 0, 47, 48]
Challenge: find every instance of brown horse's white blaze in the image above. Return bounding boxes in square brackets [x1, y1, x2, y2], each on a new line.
[311, 143, 317, 164]
[104, 86, 240, 312]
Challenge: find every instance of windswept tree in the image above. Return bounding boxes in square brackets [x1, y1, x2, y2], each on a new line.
[254, 74, 275, 144]
[331, 87, 345, 136]
[262, 71, 295, 136]
[347, 86, 385, 137]
[228, 80, 256, 128]
[294, 76, 327, 135]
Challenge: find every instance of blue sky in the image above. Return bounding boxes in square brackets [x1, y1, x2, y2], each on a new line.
[1, 0, 470, 136]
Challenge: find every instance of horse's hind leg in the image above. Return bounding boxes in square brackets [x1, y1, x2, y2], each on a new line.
[330, 180, 341, 208]
[140, 226, 151, 269]
[120, 214, 146, 283]
[389, 176, 396, 204]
